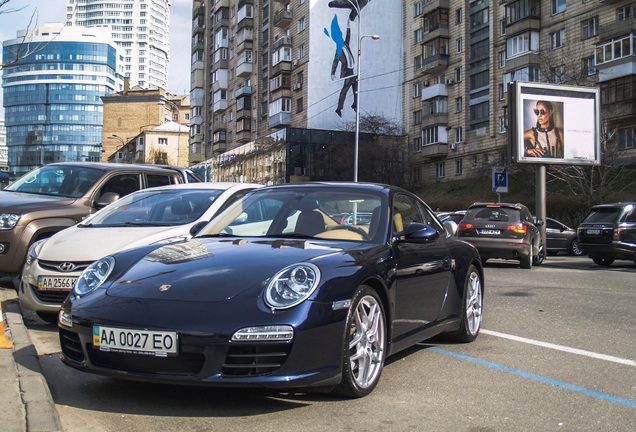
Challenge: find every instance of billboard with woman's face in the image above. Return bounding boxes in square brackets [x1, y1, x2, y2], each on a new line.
[510, 82, 600, 165]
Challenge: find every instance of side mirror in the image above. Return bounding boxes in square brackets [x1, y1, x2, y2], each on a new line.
[395, 222, 440, 242]
[534, 218, 544, 227]
[190, 220, 209, 237]
[443, 220, 458, 236]
[94, 192, 120, 209]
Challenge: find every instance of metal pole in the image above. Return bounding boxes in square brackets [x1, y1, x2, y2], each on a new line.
[353, 14, 361, 183]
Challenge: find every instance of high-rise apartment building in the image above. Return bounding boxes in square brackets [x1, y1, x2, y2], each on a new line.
[2, 24, 123, 176]
[66, 0, 171, 90]
[191, 1, 635, 184]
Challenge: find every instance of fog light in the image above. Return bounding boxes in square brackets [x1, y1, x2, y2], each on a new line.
[231, 325, 293, 341]
[0, 243, 6, 254]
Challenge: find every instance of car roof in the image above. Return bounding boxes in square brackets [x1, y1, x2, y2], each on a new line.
[125, 182, 262, 193]
[45, 162, 188, 173]
[590, 202, 635, 210]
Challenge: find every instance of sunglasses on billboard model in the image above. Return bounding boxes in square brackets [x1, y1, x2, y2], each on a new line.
[533, 109, 549, 115]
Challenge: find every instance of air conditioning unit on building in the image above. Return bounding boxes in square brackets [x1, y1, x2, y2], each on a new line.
[447, 78, 455, 85]
[424, 80, 430, 87]
[449, 142, 457, 151]
[293, 60, 299, 67]
[293, 83, 302, 91]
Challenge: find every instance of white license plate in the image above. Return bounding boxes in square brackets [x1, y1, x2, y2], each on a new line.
[587, 229, 600, 235]
[479, 229, 501, 235]
[37, 276, 77, 291]
[93, 326, 178, 357]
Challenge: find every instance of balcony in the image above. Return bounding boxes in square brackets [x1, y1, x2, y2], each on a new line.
[599, 18, 636, 43]
[273, 36, 292, 50]
[422, 83, 448, 100]
[236, 61, 253, 77]
[213, 119, 226, 132]
[424, 25, 449, 42]
[213, 0, 230, 11]
[235, 86, 252, 98]
[505, 52, 541, 71]
[596, 35, 636, 82]
[268, 112, 291, 128]
[274, 9, 292, 29]
[422, 0, 449, 9]
[213, 130, 227, 144]
[421, 143, 448, 159]
[213, 99, 228, 113]
[192, 5, 204, 19]
[272, 61, 292, 76]
[236, 130, 252, 143]
[213, 18, 229, 32]
[421, 54, 449, 74]
[506, 17, 541, 36]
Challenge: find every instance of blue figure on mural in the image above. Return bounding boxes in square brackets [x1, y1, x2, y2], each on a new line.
[325, 16, 356, 117]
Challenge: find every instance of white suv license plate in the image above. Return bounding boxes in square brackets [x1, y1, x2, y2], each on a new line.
[586, 229, 601, 235]
[37, 276, 77, 291]
[93, 326, 178, 357]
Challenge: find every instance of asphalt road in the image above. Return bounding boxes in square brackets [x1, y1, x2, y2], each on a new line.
[15, 256, 636, 431]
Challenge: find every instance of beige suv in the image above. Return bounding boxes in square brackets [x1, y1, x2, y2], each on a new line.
[0, 162, 200, 287]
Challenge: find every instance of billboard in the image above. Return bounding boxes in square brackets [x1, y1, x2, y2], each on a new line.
[510, 81, 600, 165]
[307, 0, 402, 130]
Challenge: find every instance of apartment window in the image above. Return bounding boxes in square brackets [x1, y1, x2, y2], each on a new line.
[456, 8, 462, 24]
[455, 127, 463, 143]
[158, 138, 168, 145]
[470, 101, 489, 126]
[617, 5, 635, 21]
[414, 28, 424, 44]
[298, 17, 306, 33]
[552, 0, 566, 14]
[426, 97, 448, 116]
[414, 1, 424, 17]
[413, 136, 422, 153]
[415, 54, 424, 70]
[455, 97, 463, 113]
[550, 29, 565, 49]
[297, 97, 304, 113]
[423, 38, 449, 59]
[551, 65, 566, 83]
[455, 159, 463, 176]
[582, 56, 596, 76]
[618, 127, 636, 149]
[500, 19, 506, 36]
[423, 126, 439, 145]
[269, 97, 291, 115]
[506, 31, 539, 59]
[472, 155, 478, 167]
[456, 38, 463, 53]
[504, 66, 541, 90]
[413, 81, 422, 98]
[299, 44, 305, 58]
[498, 116, 507, 133]
[436, 162, 445, 179]
[499, 51, 506, 68]
[581, 16, 599, 40]
[413, 110, 422, 125]
[455, 68, 462, 82]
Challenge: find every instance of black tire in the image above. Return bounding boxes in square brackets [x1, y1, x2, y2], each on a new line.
[592, 257, 614, 267]
[533, 243, 545, 266]
[520, 253, 532, 269]
[569, 240, 584, 256]
[36, 312, 58, 324]
[332, 286, 386, 398]
[442, 264, 483, 342]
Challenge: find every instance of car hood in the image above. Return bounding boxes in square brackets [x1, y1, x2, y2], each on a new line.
[0, 190, 76, 212]
[39, 225, 190, 262]
[104, 238, 352, 302]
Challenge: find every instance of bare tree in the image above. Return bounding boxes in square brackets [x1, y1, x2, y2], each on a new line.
[0, 1, 63, 70]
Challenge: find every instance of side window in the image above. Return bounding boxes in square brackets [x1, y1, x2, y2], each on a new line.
[212, 189, 254, 219]
[623, 206, 636, 223]
[393, 194, 427, 232]
[98, 174, 141, 199]
[147, 174, 177, 188]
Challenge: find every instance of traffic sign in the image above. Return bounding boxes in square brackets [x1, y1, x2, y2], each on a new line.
[492, 167, 508, 193]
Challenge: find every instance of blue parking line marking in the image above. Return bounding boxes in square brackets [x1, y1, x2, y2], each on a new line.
[430, 347, 636, 409]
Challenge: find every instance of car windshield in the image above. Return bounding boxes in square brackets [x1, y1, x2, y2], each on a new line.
[199, 186, 386, 243]
[81, 188, 222, 227]
[583, 208, 623, 224]
[7, 165, 103, 198]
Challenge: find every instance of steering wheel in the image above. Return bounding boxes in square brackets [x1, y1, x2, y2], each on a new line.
[325, 224, 371, 241]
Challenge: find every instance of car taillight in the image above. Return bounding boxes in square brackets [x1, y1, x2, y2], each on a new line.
[613, 227, 623, 241]
[458, 222, 473, 231]
[507, 224, 527, 234]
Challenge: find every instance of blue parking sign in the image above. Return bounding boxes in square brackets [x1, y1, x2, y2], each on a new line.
[492, 167, 508, 193]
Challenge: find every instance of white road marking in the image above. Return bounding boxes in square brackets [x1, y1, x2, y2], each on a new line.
[482, 329, 636, 367]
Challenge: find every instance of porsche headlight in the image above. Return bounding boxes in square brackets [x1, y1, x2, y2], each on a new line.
[0, 213, 21, 230]
[264, 263, 320, 309]
[73, 256, 115, 297]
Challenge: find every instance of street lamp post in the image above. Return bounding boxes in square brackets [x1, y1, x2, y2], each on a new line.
[107, 134, 126, 161]
[347, 0, 379, 182]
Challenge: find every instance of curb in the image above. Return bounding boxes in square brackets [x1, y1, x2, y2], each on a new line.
[1, 288, 62, 432]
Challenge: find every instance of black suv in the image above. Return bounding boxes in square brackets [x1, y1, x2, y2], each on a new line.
[0, 162, 201, 287]
[577, 202, 636, 267]
[458, 202, 544, 269]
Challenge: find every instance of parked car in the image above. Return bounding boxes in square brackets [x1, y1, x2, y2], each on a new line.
[577, 202, 636, 267]
[545, 217, 583, 256]
[458, 202, 544, 269]
[59, 182, 484, 398]
[19, 182, 260, 322]
[437, 211, 466, 226]
[0, 162, 201, 288]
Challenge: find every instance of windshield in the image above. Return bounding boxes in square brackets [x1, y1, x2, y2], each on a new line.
[198, 186, 386, 243]
[7, 165, 103, 198]
[82, 188, 222, 227]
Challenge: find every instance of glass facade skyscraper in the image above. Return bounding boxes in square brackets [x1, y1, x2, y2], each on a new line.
[2, 24, 122, 176]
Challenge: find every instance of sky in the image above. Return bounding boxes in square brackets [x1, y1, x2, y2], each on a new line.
[0, 0, 193, 116]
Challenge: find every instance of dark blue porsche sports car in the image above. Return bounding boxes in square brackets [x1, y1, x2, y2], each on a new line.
[59, 182, 484, 397]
